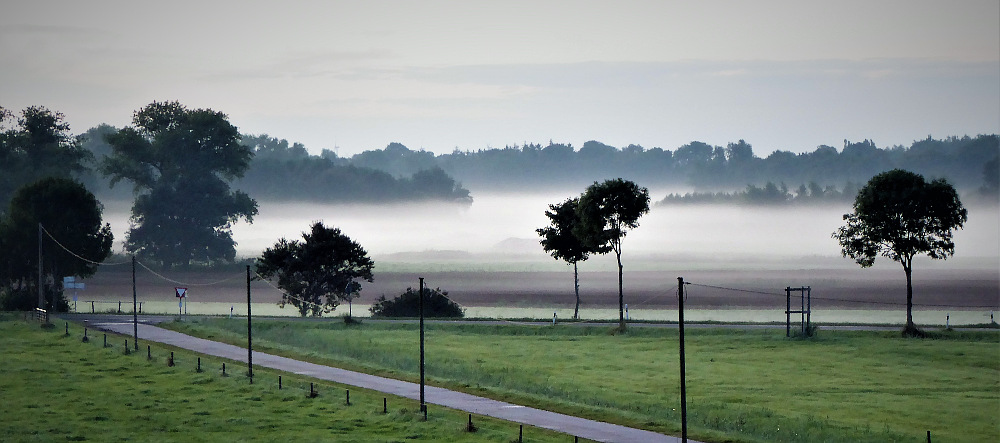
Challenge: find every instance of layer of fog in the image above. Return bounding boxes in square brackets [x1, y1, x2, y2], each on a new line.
[102, 191, 999, 271]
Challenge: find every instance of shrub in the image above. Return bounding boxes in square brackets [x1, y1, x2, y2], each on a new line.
[369, 287, 464, 318]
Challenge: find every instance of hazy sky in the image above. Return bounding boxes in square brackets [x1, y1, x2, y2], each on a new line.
[2, 0, 998, 157]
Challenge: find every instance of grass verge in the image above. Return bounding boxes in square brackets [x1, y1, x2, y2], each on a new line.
[164, 317, 1000, 443]
[0, 314, 575, 442]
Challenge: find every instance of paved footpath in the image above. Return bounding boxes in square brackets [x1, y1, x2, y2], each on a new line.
[92, 321, 695, 443]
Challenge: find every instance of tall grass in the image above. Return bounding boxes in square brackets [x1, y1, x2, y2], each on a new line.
[168, 318, 1000, 443]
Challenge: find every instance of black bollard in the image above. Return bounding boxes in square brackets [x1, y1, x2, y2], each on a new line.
[345, 389, 350, 406]
[147, 345, 151, 360]
[82, 328, 89, 343]
[124, 339, 129, 354]
[103, 334, 107, 348]
[197, 357, 202, 373]
[278, 375, 282, 390]
[222, 362, 226, 376]
[65, 322, 69, 336]
[168, 352, 175, 367]
[383, 398, 387, 414]
[518, 424, 523, 442]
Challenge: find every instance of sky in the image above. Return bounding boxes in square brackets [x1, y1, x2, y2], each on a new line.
[1, 0, 998, 157]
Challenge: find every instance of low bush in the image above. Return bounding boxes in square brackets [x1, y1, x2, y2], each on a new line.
[369, 287, 464, 318]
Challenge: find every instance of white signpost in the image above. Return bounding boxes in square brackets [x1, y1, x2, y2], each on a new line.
[63, 276, 85, 312]
[175, 287, 188, 315]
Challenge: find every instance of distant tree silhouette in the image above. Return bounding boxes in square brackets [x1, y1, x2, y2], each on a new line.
[537, 197, 593, 319]
[833, 169, 967, 337]
[575, 179, 650, 331]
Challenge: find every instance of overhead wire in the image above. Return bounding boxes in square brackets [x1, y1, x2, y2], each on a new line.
[40, 224, 130, 266]
[134, 260, 243, 286]
[686, 281, 996, 309]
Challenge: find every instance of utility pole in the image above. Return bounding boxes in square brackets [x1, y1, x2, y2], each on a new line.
[419, 277, 425, 415]
[132, 256, 138, 350]
[678, 277, 688, 443]
[247, 265, 253, 383]
[38, 223, 43, 311]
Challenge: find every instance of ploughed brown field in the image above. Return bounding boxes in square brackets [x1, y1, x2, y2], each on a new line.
[74, 263, 998, 312]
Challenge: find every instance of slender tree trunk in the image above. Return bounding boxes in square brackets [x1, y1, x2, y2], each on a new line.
[617, 251, 624, 330]
[573, 261, 580, 320]
[904, 258, 914, 330]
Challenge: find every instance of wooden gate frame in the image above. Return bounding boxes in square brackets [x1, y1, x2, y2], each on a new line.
[785, 286, 811, 337]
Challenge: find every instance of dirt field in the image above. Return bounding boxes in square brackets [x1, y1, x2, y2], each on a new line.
[74, 262, 999, 313]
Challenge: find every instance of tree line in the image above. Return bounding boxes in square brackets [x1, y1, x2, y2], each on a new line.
[75, 128, 472, 205]
[336, 137, 1000, 196]
[658, 181, 862, 205]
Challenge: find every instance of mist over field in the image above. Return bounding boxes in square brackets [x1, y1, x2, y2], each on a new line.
[90, 191, 998, 322]
[102, 190, 999, 271]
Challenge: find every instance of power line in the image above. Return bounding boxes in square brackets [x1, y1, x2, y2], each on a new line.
[40, 224, 129, 266]
[135, 260, 243, 286]
[686, 281, 997, 309]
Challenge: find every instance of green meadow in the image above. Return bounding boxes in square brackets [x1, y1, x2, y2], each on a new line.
[0, 315, 572, 442]
[166, 318, 1000, 443]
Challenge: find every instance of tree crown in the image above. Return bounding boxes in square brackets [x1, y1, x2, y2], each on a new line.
[834, 168, 967, 267]
[575, 178, 650, 254]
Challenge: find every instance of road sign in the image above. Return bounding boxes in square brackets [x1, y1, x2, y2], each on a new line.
[175, 287, 188, 298]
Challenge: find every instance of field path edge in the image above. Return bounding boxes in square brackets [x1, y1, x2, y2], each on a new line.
[89, 321, 695, 443]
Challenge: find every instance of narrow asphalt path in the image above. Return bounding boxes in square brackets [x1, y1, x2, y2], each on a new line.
[89, 320, 694, 443]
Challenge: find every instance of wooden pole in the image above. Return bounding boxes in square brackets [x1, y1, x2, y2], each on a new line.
[132, 256, 138, 350]
[785, 286, 792, 337]
[38, 223, 44, 311]
[246, 265, 253, 383]
[419, 277, 426, 415]
[806, 286, 812, 334]
[678, 277, 688, 443]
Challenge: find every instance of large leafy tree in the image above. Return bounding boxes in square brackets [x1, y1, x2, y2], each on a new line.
[102, 101, 257, 267]
[0, 178, 113, 311]
[575, 178, 650, 330]
[536, 197, 593, 319]
[256, 222, 374, 317]
[833, 169, 967, 336]
[0, 105, 91, 210]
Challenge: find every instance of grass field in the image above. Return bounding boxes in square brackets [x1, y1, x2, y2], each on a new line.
[0, 315, 574, 442]
[165, 317, 1000, 443]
